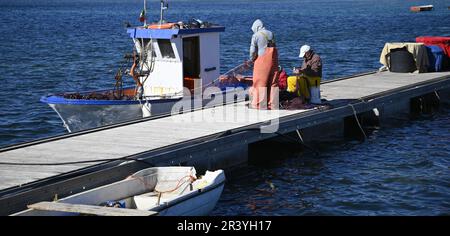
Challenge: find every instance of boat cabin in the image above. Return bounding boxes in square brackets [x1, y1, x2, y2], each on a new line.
[126, 25, 225, 98]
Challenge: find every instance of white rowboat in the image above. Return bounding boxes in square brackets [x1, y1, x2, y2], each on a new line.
[13, 167, 225, 216]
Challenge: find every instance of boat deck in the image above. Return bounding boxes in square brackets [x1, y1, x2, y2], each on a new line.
[1, 71, 450, 215]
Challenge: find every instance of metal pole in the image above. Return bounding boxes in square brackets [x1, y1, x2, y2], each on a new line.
[160, 0, 164, 24]
[144, 0, 147, 26]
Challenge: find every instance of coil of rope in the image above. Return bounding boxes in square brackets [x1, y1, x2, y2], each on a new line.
[155, 175, 197, 194]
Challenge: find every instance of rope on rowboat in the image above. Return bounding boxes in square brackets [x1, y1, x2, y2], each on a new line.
[128, 174, 197, 193]
[154, 175, 197, 193]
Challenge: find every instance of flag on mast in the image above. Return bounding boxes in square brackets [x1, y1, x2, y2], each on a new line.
[139, 9, 146, 22]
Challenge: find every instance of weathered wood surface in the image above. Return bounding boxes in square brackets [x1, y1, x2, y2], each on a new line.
[28, 201, 157, 216]
[0, 71, 449, 191]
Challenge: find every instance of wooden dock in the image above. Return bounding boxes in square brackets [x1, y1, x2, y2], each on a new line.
[1, 71, 450, 215]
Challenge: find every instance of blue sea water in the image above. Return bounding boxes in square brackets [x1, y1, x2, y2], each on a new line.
[0, 0, 449, 215]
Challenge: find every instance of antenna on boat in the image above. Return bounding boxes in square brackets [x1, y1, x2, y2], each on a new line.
[159, 0, 169, 24]
[143, 0, 147, 26]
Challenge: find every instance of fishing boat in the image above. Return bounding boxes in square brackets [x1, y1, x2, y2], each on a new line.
[410, 5, 433, 12]
[13, 167, 225, 216]
[41, 0, 251, 132]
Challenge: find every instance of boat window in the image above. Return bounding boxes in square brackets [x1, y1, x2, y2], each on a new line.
[157, 39, 175, 59]
[183, 36, 200, 78]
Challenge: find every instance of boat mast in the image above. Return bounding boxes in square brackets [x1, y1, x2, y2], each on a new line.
[160, 0, 168, 24]
[143, 0, 147, 26]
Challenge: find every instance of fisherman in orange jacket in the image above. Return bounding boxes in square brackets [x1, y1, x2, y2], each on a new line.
[248, 19, 279, 110]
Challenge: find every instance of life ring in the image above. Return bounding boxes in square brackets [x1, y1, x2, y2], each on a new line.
[147, 23, 176, 29]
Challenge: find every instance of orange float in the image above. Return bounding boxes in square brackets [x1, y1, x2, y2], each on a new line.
[147, 23, 176, 29]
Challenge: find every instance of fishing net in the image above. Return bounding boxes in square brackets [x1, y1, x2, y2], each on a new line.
[218, 61, 253, 86]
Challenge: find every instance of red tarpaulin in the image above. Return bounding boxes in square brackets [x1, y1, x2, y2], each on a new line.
[416, 36, 450, 57]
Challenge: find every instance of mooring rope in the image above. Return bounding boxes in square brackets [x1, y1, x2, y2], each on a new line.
[348, 103, 367, 140]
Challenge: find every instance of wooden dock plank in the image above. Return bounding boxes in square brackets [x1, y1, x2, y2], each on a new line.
[0, 164, 82, 173]
[0, 170, 60, 181]
[28, 201, 157, 216]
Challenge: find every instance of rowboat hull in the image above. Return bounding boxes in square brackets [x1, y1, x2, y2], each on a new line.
[13, 167, 225, 216]
[157, 182, 224, 216]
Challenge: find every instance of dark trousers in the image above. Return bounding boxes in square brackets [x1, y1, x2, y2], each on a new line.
[279, 90, 297, 101]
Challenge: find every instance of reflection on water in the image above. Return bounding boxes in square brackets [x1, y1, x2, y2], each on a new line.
[212, 106, 450, 215]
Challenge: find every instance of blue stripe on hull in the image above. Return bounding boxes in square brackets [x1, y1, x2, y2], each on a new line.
[41, 83, 249, 105]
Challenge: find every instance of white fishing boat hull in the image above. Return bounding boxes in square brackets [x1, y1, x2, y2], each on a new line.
[47, 102, 144, 133]
[42, 85, 249, 132]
